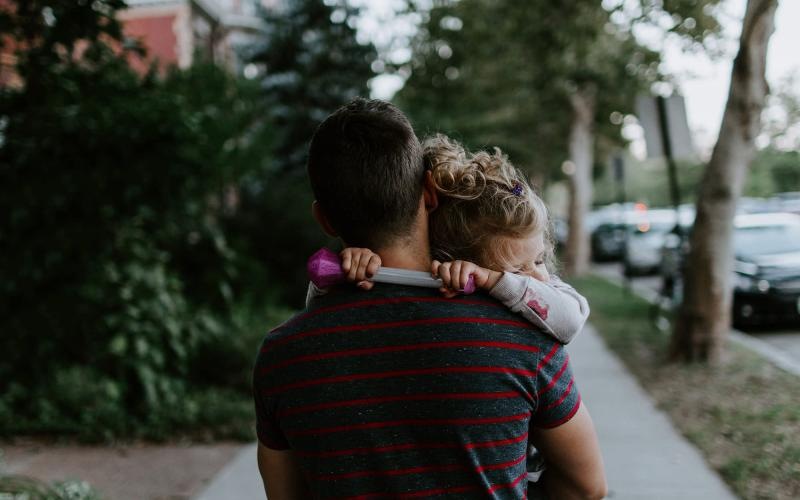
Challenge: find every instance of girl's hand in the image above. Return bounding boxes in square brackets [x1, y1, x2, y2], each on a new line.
[340, 248, 381, 291]
[431, 260, 502, 298]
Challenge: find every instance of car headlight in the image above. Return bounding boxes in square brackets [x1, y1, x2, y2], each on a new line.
[733, 273, 770, 292]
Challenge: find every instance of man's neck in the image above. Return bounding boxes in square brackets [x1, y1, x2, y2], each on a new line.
[374, 237, 431, 273]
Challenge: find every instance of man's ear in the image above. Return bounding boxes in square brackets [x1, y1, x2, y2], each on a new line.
[311, 200, 338, 237]
[423, 170, 439, 213]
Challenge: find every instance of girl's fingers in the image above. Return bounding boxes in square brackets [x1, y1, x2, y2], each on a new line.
[347, 253, 362, 281]
[438, 262, 452, 286]
[366, 254, 381, 278]
[431, 260, 442, 277]
[341, 251, 352, 273]
[356, 253, 371, 281]
[450, 261, 463, 290]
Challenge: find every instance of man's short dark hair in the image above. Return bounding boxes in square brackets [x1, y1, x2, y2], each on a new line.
[307, 98, 424, 249]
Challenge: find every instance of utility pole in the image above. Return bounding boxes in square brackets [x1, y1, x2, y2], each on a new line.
[656, 95, 682, 215]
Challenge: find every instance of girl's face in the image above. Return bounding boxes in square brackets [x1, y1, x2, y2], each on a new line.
[503, 231, 549, 281]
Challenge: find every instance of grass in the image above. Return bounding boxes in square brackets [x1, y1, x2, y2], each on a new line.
[572, 275, 800, 500]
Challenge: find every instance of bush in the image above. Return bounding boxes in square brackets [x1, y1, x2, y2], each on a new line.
[0, 2, 280, 440]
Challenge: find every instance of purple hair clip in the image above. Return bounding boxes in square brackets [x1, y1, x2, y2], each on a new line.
[510, 183, 524, 196]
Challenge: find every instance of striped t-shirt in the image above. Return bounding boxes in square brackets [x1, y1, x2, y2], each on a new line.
[253, 283, 581, 499]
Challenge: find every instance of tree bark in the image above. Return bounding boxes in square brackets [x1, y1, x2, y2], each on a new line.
[564, 84, 596, 276]
[671, 0, 777, 364]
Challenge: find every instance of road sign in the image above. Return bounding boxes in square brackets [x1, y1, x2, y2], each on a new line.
[636, 94, 695, 161]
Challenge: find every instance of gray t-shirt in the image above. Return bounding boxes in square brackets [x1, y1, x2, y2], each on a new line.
[254, 283, 581, 499]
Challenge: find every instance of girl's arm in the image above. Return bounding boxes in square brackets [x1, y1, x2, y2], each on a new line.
[489, 272, 589, 343]
[431, 260, 588, 343]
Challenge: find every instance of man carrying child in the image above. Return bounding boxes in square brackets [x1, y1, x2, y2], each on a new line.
[253, 98, 606, 499]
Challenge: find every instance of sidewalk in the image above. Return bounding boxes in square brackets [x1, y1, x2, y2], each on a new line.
[193, 443, 264, 500]
[194, 326, 737, 500]
[568, 326, 737, 500]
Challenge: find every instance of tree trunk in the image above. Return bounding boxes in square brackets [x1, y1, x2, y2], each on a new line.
[671, 0, 777, 364]
[564, 84, 596, 276]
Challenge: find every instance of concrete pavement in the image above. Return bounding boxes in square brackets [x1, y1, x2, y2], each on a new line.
[193, 443, 264, 500]
[194, 326, 737, 500]
[568, 326, 737, 500]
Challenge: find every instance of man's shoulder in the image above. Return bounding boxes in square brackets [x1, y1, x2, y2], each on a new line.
[285, 283, 516, 318]
[263, 284, 556, 349]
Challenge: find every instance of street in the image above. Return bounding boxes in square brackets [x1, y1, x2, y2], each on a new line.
[592, 263, 800, 368]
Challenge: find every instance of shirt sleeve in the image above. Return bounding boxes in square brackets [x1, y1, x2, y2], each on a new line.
[489, 272, 590, 344]
[253, 356, 291, 450]
[531, 343, 581, 429]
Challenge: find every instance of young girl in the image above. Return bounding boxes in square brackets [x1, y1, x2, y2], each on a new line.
[315, 134, 589, 345]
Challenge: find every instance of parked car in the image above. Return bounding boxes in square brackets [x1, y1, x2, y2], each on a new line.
[590, 203, 642, 262]
[591, 221, 630, 261]
[660, 212, 800, 328]
[623, 207, 695, 276]
[731, 212, 800, 327]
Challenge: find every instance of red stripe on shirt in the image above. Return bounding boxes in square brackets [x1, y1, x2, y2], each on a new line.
[537, 396, 582, 429]
[281, 296, 503, 330]
[285, 412, 530, 437]
[279, 391, 520, 418]
[264, 341, 540, 374]
[319, 451, 527, 482]
[264, 366, 539, 395]
[541, 377, 575, 412]
[487, 471, 528, 493]
[536, 355, 570, 397]
[333, 484, 478, 499]
[264, 317, 533, 352]
[475, 452, 527, 472]
[536, 343, 560, 372]
[295, 431, 529, 458]
[317, 462, 465, 481]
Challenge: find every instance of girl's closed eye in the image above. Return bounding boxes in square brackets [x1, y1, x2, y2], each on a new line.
[515, 262, 535, 274]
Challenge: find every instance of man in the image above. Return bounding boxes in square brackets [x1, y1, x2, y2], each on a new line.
[253, 98, 606, 499]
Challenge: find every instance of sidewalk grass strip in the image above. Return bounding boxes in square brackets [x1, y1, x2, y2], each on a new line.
[573, 275, 800, 500]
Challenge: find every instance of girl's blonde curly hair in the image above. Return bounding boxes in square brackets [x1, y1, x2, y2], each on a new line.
[424, 134, 553, 271]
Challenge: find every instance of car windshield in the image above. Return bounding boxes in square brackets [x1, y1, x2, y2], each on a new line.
[734, 224, 800, 256]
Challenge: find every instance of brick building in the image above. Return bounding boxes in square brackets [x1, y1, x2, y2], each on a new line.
[0, 0, 272, 87]
[119, 0, 271, 74]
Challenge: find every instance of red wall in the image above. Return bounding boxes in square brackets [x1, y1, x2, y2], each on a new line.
[122, 13, 180, 74]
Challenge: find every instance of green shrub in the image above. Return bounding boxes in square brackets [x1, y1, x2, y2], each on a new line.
[0, 2, 279, 441]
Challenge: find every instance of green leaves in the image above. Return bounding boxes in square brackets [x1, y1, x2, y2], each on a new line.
[397, 0, 721, 182]
[248, 0, 377, 172]
[0, 1, 278, 441]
